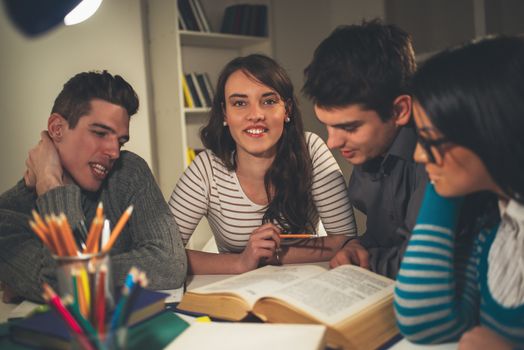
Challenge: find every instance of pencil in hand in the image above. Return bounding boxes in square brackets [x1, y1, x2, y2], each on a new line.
[278, 233, 318, 239]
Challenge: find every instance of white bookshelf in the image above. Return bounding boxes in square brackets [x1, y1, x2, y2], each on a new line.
[145, 0, 272, 250]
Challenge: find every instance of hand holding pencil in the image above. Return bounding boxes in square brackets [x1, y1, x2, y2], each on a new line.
[278, 233, 318, 239]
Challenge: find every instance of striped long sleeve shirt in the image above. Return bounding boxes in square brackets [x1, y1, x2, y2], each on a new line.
[168, 132, 357, 252]
[394, 184, 524, 346]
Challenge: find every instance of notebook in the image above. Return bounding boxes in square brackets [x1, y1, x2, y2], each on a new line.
[166, 322, 326, 350]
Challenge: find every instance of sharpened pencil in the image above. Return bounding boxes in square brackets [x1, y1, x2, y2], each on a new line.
[102, 206, 133, 253]
[29, 220, 52, 248]
[278, 233, 317, 239]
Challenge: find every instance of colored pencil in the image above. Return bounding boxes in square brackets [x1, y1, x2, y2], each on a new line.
[45, 215, 66, 256]
[95, 266, 107, 337]
[64, 296, 101, 349]
[29, 220, 52, 248]
[84, 217, 103, 254]
[278, 233, 318, 239]
[32, 210, 49, 235]
[102, 206, 133, 253]
[42, 283, 84, 335]
[59, 214, 79, 256]
[96, 202, 104, 221]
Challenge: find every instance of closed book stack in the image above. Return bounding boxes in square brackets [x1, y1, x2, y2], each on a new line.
[183, 72, 214, 108]
[178, 0, 211, 32]
[10, 288, 186, 350]
[220, 4, 267, 37]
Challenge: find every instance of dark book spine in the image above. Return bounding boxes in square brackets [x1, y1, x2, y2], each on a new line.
[240, 5, 253, 35]
[192, 0, 211, 32]
[185, 73, 202, 107]
[203, 72, 215, 98]
[255, 5, 268, 37]
[195, 73, 212, 107]
[178, 0, 199, 31]
[232, 5, 247, 35]
[220, 6, 235, 34]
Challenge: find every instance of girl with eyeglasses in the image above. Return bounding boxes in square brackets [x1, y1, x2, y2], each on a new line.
[394, 36, 524, 349]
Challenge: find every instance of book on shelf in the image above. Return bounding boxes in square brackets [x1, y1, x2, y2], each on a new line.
[177, 0, 198, 31]
[178, 10, 187, 31]
[178, 0, 210, 32]
[220, 4, 268, 37]
[177, 264, 398, 350]
[202, 72, 215, 99]
[184, 73, 203, 108]
[195, 73, 212, 107]
[181, 74, 194, 108]
[10, 288, 177, 349]
[190, 72, 208, 108]
[189, 0, 211, 32]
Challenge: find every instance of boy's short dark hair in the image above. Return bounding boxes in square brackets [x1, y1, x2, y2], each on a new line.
[303, 19, 416, 121]
[51, 70, 139, 128]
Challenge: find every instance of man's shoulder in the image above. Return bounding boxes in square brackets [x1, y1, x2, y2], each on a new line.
[0, 179, 36, 212]
[114, 151, 153, 174]
[117, 151, 148, 166]
[109, 151, 154, 183]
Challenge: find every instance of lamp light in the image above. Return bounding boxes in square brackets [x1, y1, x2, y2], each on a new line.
[3, 0, 103, 37]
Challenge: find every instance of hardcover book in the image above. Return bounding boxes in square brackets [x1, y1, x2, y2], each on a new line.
[10, 288, 177, 349]
[178, 264, 398, 350]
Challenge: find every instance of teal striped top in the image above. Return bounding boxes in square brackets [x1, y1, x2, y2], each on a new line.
[394, 184, 524, 345]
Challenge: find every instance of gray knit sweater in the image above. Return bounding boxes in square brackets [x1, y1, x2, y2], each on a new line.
[0, 151, 187, 302]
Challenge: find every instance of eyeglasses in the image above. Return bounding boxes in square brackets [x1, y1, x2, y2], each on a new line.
[416, 134, 449, 163]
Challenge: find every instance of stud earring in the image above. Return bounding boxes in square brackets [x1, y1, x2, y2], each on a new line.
[223, 121, 227, 126]
[285, 117, 291, 123]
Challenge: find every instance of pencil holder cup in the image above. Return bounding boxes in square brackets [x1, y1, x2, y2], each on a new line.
[53, 252, 116, 320]
[53, 253, 126, 349]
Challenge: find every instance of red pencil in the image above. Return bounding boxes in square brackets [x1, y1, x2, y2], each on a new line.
[42, 283, 84, 334]
[95, 267, 107, 338]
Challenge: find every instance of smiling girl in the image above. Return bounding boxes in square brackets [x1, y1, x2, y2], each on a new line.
[169, 54, 357, 274]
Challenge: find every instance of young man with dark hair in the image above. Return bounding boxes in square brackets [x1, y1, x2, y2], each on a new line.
[0, 71, 187, 302]
[303, 19, 427, 279]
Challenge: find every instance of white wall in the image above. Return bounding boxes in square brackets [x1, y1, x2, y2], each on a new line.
[0, 0, 153, 193]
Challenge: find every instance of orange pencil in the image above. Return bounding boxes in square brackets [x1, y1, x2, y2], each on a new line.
[29, 220, 52, 248]
[96, 202, 104, 221]
[102, 205, 134, 253]
[45, 215, 66, 256]
[84, 217, 103, 254]
[278, 233, 317, 239]
[59, 214, 79, 256]
[32, 210, 49, 234]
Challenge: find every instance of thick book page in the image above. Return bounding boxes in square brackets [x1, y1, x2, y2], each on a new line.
[189, 264, 326, 307]
[263, 264, 395, 325]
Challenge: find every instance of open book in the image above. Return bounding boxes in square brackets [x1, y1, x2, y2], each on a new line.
[178, 264, 398, 350]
